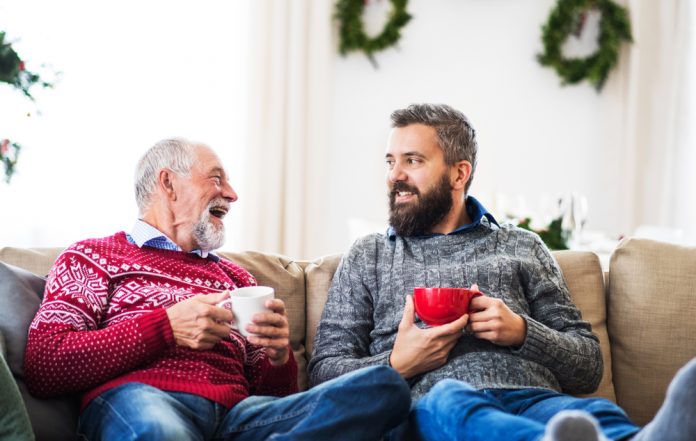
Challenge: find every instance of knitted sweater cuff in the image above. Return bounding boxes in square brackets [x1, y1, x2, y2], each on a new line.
[371, 350, 393, 367]
[260, 349, 299, 394]
[510, 315, 549, 361]
[136, 308, 175, 353]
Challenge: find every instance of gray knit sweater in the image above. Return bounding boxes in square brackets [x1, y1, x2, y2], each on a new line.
[308, 223, 602, 398]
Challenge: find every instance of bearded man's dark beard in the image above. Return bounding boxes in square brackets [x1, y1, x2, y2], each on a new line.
[388, 173, 454, 237]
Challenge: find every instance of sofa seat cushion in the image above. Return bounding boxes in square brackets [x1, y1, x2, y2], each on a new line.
[608, 238, 696, 425]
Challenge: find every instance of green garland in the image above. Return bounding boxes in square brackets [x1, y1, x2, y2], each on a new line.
[1, 31, 54, 183]
[537, 0, 632, 91]
[335, 0, 411, 66]
[0, 31, 52, 100]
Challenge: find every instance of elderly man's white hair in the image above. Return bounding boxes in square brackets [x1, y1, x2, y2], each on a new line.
[134, 138, 202, 214]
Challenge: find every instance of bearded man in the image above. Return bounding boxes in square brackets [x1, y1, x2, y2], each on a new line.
[24, 138, 410, 440]
[308, 104, 696, 441]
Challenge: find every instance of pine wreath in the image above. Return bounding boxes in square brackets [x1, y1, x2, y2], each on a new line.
[335, 0, 411, 66]
[537, 0, 632, 91]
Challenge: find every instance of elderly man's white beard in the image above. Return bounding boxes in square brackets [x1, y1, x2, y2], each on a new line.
[193, 198, 227, 252]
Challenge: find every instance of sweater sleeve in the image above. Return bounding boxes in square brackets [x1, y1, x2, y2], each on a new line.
[245, 343, 298, 396]
[308, 240, 391, 387]
[512, 235, 603, 394]
[23, 250, 174, 397]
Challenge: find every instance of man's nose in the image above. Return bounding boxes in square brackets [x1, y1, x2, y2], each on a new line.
[222, 181, 238, 202]
[388, 163, 407, 183]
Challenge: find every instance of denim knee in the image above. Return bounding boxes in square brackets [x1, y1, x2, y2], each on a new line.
[430, 379, 475, 395]
[358, 365, 411, 400]
[428, 379, 476, 401]
[418, 379, 480, 413]
[130, 420, 194, 440]
[348, 365, 411, 420]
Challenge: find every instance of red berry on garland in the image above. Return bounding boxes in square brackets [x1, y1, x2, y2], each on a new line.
[1, 139, 9, 155]
[18, 60, 25, 71]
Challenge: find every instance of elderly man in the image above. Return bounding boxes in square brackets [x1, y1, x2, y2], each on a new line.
[308, 104, 696, 441]
[24, 138, 410, 440]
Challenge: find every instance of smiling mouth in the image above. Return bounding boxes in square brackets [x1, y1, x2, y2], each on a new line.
[394, 190, 416, 203]
[209, 206, 229, 219]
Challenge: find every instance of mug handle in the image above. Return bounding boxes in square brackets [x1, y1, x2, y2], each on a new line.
[216, 298, 233, 308]
[215, 299, 238, 329]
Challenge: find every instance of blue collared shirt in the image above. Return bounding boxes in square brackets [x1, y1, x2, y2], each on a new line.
[387, 195, 499, 240]
[125, 220, 220, 261]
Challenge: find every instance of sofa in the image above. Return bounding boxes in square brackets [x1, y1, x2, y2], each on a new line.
[1, 238, 695, 440]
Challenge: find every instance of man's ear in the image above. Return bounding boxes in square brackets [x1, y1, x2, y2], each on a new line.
[451, 160, 473, 191]
[158, 168, 177, 201]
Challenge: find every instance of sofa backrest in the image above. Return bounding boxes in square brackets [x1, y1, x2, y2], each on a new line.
[0, 247, 615, 407]
[6, 240, 696, 431]
[304, 254, 342, 364]
[608, 238, 696, 425]
[554, 251, 615, 403]
[0, 247, 62, 277]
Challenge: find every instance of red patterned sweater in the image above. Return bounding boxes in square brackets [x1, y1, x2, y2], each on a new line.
[24, 232, 298, 410]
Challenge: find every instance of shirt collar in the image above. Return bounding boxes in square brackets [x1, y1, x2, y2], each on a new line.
[387, 195, 499, 240]
[126, 219, 219, 261]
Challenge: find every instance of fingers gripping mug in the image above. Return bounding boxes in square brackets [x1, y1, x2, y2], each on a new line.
[217, 286, 275, 337]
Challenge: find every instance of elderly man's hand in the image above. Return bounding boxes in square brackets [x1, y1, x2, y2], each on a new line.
[244, 298, 291, 366]
[166, 292, 234, 350]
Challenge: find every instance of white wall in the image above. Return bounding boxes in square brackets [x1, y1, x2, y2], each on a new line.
[1, 0, 637, 258]
[0, 0, 249, 249]
[313, 0, 630, 257]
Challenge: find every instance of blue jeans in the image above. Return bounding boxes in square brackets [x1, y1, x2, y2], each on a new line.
[389, 380, 641, 441]
[77, 365, 410, 441]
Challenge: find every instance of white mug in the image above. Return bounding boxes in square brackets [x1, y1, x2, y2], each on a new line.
[217, 286, 275, 338]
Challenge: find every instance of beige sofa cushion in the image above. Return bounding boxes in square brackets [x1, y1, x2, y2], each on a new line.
[217, 251, 307, 390]
[608, 238, 696, 425]
[554, 251, 616, 402]
[303, 251, 615, 402]
[0, 247, 63, 277]
[305, 254, 342, 358]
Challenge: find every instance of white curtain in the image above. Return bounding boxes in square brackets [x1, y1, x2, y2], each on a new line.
[241, 0, 334, 258]
[622, 0, 696, 243]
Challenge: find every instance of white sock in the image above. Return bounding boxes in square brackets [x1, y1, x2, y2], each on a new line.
[542, 410, 609, 441]
[633, 357, 696, 441]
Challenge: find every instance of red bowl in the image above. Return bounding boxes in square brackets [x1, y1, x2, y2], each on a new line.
[413, 287, 480, 326]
